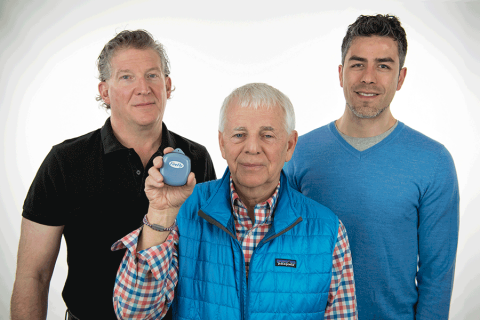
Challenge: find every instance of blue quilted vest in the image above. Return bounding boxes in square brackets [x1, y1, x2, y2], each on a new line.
[172, 169, 339, 320]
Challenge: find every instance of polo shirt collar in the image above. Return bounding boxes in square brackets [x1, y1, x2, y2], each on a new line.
[100, 117, 175, 155]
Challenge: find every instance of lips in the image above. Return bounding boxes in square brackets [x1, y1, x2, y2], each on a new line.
[135, 102, 155, 107]
[240, 163, 264, 170]
[353, 86, 382, 97]
[357, 92, 378, 97]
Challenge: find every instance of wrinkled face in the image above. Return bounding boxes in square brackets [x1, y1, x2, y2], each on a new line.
[98, 48, 171, 129]
[219, 101, 297, 195]
[339, 36, 406, 119]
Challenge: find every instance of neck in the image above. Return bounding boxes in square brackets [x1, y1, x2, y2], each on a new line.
[336, 106, 396, 138]
[111, 119, 163, 167]
[234, 179, 278, 222]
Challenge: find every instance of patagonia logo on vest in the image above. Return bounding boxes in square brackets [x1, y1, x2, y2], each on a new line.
[275, 258, 296, 268]
[168, 161, 184, 169]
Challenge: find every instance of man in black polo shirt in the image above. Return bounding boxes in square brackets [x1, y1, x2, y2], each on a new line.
[10, 30, 216, 320]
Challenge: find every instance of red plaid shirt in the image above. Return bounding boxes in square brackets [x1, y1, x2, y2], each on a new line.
[112, 177, 357, 319]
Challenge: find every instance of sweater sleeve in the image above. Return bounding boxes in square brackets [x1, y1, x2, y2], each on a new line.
[112, 226, 179, 319]
[415, 146, 459, 319]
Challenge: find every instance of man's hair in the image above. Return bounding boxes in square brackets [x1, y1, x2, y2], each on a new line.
[96, 30, 171, 109]
[341, 14, 408, 72]
[218, 83, 295, 134]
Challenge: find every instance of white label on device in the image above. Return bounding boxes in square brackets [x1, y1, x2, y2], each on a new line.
[169, 161, 184, 169]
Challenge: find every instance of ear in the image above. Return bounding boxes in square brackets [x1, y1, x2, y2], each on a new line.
[98, 81, 110, 106]
[218, 131, 226, 159]
[396, 67, 407, 91]
[165, 76, 172, 99]
[338, 65, 344, 88]
[285, 130, 298, 163]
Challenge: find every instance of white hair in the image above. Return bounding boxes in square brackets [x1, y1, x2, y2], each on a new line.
[218, 83, 296, 134]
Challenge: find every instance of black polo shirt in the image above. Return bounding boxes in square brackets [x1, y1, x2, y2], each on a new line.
[23, 118, 216, 319]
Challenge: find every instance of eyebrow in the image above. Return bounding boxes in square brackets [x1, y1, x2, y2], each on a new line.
[116, 67, 162, 75]
[232, 126, 276, 131]
[117, 69, 132, 74]
[260, 126, 275, 131]
[348, 55, 395, 64]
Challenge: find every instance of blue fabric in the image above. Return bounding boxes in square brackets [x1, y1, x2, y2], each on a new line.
[173, 168, 339, 320]
[284, 121, 459, 320]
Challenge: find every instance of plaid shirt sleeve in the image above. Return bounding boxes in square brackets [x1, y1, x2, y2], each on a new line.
[111, 226, 179, 320]
[324, 220, 358, 320]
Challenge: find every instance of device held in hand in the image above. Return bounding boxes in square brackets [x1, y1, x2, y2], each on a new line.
[159, 148, 191, 186]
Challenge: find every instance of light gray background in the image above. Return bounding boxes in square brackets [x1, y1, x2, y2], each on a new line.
[1, 1, 479, 319]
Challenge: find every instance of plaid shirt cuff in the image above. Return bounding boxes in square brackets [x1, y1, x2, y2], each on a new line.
[111, 226, 179, 280]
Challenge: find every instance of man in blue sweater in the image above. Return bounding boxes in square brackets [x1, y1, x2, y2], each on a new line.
[284, 14, 459, 319]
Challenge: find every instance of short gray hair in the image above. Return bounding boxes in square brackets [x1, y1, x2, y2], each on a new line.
[95, 29, 172, 109]
[218, 83, 295, 134]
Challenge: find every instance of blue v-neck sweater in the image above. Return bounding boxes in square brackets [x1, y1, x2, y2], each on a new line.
[284, 121, 459, 320]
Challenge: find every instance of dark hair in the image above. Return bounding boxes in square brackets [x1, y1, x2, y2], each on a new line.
[341, 14, 407, 72]
[95, 30, 171, 109]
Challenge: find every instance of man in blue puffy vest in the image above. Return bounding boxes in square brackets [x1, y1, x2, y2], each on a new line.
[112, 83, 358, 319]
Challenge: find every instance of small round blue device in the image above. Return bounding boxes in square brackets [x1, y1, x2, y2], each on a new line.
[159, 148, 191, 186]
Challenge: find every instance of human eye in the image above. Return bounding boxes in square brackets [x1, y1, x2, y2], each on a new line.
[233, 133, 244, 138]
[120, 74, 131, 80]
[147, 73, 159, 79]
[379, 64, 391, 69]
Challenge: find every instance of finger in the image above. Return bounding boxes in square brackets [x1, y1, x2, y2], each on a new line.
[186, 172, 196, 188]
[148, 165, 164, 183]
[145, 175, 164, 189]
[163, 147, 175, 155]
[152, 156, 164, 168]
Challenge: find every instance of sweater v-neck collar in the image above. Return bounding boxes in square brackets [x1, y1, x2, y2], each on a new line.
[328, 120, 405, 159]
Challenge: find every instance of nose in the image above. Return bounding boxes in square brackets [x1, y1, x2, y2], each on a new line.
[361, 66, 376, 84]
[244, 135, 261, 155]
[136, 77, 151, 95]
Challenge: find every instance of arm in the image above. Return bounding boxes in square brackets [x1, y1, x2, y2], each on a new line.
[113, 148, 196, 319]
[113, 227, 179, 320]
[324, 220, 357, 320]
[416, 148, 459, 319]
[11, 218, 64, 320]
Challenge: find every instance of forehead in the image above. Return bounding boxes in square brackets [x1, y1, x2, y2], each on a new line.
[347, 36, 399, 60]
[110, 48, 163, 71]
[225, 102, 285, 130]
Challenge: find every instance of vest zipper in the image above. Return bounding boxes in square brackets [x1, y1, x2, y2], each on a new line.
[198, 211, 303, 320]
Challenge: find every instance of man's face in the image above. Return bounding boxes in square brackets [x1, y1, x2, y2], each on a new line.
[339, 36, 406, 119]
[98, 48, 171, 129]
[219, 101, 297, 194]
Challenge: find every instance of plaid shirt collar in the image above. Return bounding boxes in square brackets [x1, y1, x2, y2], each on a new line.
[229, 176, 280, 226]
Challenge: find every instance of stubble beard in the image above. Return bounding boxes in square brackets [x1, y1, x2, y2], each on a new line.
[346, 101, 389, 119]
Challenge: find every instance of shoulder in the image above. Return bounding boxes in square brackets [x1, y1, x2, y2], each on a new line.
[167, 129, 210, 160]
[51, 128, 102, 162]
[298, 123, 331, 144]
[288, 183, 338, 221]
[396, 124, 454, 163]
[293, 122, 335, 156]
[179, 178, 222, 218]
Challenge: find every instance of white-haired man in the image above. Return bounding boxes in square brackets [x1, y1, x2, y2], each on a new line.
[112, 83, 357, 319]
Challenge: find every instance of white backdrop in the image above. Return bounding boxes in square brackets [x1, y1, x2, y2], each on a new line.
[1, 1, 479, 319]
